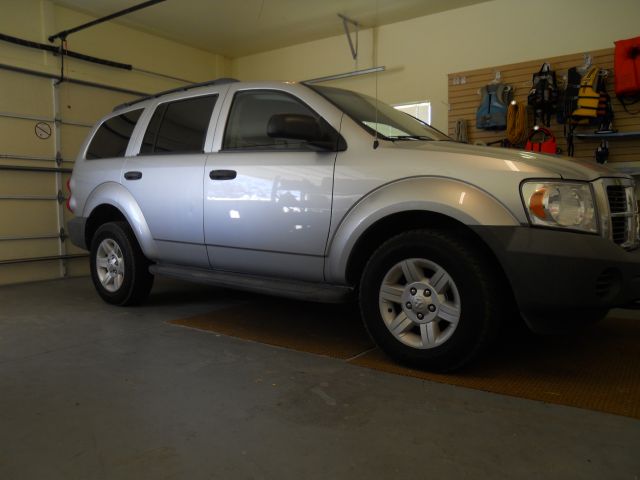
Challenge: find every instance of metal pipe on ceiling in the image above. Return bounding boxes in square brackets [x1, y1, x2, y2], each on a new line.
[0, 33, 194, 84]
[0, 33, 132, 71]
[304, 66, 386, 84]
[0, 62, 149, 97]
[48, 0, 167, 43]
[338, 14, 359, 61]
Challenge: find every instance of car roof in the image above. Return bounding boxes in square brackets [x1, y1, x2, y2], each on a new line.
[112, 77, 240, 112]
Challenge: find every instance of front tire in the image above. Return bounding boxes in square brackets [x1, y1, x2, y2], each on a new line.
[90, 221, 154, 306]
[359, 229, 505, 372]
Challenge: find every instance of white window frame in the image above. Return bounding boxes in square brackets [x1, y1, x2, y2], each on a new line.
[393, 101, 431, 125]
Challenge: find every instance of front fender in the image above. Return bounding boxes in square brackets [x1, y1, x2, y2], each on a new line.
[83, 182, 159, 259]
[325, 176, 521, 283]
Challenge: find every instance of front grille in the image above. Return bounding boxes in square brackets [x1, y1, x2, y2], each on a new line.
[606, 183, 638, 249]
[607, 185, 628, 213]
[611, 217, 627, 244]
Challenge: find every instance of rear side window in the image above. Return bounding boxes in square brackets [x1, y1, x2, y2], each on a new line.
[86, 109, 142, 159]
[140, 95, 217, 155]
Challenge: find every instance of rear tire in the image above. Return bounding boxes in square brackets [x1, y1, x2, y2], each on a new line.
[90, 221, 154, 306]
[359, 229, 505, 372]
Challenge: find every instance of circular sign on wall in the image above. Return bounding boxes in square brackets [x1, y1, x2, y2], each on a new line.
[35, 122, 52, 139]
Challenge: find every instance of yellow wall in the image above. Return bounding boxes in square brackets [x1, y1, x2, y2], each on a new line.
[232, 0, 640, 132]
[0, 0, 230, 285]
[0, 0, 230, 92]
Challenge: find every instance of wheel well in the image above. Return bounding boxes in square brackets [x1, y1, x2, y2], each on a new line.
[344, 211, 512, 295]
[85, 204, 127, 247]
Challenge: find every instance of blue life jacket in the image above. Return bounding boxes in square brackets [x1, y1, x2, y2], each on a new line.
[476, 83, 512, 130]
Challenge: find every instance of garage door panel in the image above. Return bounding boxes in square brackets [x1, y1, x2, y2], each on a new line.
[58, 82, 140, 124]
[65, 242, 87, 255]
[0, 70, 53, 118]
[0, 238, 60, 262]
[65, 257, 89, 277]
[60, 124, 90, 161]
[0, 172, 54, 196]
[0, 262, 61, 286]
[0, 117, 55, 158]
[0, 159, 60, 169]
[62, 206, 76, 225]
[0, 201, 58, 236]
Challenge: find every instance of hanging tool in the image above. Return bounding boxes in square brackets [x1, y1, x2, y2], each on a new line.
[595, 139, 609, 164]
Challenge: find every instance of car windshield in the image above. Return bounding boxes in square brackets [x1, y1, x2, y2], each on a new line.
[308, 85, 450, 141]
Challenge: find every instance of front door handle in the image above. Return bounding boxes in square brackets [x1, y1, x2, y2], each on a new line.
[124, 171, 142, 180]
[209, 169, 237, 180]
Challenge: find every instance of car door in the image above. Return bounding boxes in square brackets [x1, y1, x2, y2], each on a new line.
[204, 88, 338, 282]
[123, 90, 224, 268]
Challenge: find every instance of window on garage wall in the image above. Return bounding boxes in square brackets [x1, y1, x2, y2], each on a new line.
[393, 101, 431, 125]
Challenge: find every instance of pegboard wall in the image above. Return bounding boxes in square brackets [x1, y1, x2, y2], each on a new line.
[448, 48, 640, 165]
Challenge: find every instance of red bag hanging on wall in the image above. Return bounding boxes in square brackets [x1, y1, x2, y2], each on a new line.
[614, 36, 640, 98]
[525, 127, 558, 154]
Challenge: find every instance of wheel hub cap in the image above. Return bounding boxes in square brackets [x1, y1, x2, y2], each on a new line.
[96, 238, 125, 293]
[377, 258, 462, 350]
[401, 282, 439, 324]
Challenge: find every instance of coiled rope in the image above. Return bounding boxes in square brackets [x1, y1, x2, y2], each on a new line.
[506, 100, 528, 145]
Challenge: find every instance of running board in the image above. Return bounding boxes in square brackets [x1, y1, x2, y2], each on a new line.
[149, 264, 354, 304]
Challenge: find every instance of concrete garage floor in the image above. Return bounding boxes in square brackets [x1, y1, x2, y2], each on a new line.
[0, 277, 639, 479]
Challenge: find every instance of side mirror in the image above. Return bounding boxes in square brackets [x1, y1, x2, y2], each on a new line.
[267, 114, 346, 152]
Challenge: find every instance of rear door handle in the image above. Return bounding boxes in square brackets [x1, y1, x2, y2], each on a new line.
[209, 169, 237, 180]
[124, 171, 142, 180]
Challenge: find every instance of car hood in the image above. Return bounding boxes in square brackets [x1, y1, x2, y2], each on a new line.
[390, 140, 626, 181]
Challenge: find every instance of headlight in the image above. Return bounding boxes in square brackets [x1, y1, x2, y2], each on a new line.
[521, 181, 598, 233]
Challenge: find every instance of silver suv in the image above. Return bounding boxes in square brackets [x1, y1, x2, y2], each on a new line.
[68, 78, 640, 371]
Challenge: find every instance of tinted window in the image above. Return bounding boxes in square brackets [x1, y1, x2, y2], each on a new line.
[140, 95, 217, 154]
[86, 109, 142, 159]
[223, 90, 322, 150]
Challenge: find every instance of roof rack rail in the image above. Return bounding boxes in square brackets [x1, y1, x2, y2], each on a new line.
[113, 77, 239, 111]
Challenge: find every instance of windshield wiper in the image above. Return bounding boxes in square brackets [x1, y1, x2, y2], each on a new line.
[385, 135, 434, 141]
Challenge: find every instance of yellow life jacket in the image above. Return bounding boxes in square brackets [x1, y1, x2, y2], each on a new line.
[572, 66, 601, 118]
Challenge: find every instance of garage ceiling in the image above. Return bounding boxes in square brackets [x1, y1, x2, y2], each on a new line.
[52, 0, 491, 58]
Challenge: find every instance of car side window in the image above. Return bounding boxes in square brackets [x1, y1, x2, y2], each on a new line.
[140, 94, 218, 155]
[222, 90, 322, 151]
[86, 109, 143, 159]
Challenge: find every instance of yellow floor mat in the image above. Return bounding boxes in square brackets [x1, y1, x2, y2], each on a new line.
[171, 300, 373, 360]
[169, 299, 640, 419]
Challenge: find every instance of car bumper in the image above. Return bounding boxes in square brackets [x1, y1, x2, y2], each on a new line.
[67, 217, 88, 250]
[472, 226, 640, 333]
